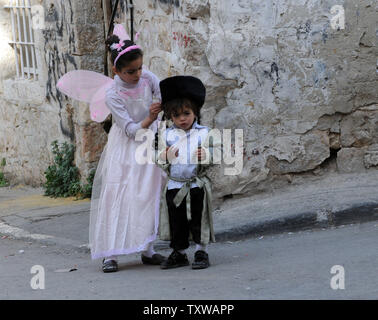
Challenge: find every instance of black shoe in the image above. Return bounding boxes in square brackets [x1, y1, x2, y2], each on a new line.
[102, 259, 118, 273]
[160, 250, 189, 269]
[141, 253, 166, 265]
[192, 250, 210, 269]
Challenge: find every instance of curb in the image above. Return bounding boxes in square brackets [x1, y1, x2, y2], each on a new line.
[1, 202, 378, 253]
[214, 202, 378, 242]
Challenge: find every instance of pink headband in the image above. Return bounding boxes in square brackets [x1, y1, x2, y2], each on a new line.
[114, 45, 142, 67]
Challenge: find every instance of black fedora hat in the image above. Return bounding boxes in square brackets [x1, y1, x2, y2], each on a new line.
[159, 76, 206, 108]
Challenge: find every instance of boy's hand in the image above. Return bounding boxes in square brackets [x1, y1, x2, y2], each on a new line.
[160, 146, 179, 162]
[195, 147, 206, 161]
[166, 146, 179, 162]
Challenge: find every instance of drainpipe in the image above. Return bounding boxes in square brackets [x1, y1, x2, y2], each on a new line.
[107, 0, 120, 37]
[129, 0, 134, 42]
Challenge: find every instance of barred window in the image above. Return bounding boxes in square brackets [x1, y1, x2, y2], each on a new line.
[4, 0, 39, 80]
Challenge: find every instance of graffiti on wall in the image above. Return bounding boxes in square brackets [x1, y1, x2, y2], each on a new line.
[43, 0, 77, 141]
[172, 32, 191, 48]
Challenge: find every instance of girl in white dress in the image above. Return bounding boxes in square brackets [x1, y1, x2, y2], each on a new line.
[89, 32, 166, 272]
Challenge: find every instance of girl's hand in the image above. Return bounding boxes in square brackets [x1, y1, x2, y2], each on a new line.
[142, 103, 162, 129]
[195, 147, 206, 161]
[149, 103, 162, 121]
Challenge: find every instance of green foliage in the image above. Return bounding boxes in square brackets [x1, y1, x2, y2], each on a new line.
[44, 141, 95, 199]
[0, 158, 8, 187]
[0, 172, 8, 187]
[44, 141, 80, 198]
[79, 169, 95, 199]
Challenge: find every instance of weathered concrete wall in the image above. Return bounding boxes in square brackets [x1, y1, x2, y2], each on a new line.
[124, 0, 377, 199]
[1, 0, 377, 202]
[0, 0, 15, 89]
[0, 0, 107, 186]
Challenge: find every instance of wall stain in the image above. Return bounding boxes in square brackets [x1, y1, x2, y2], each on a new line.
[313, 61, 329, 88]
[270, 62, 279, 85]
[156, 0, 180, 7]
[296, 20, 311, 40]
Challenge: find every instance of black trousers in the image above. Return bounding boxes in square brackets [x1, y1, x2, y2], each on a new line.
[166, 187, 204, 251]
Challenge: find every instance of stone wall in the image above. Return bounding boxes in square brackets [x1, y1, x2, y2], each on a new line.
[1, 0, 377, 202]
[124, 0, 377, 199]
[0, 0, 107, 186]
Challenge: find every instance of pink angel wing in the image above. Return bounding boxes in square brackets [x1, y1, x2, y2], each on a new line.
[113, 24, 130, 42]
[57, 70, 113, 122]
[89, 81, 113, 122]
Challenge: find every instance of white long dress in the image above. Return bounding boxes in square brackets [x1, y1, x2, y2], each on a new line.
[89, 70, 164, 260]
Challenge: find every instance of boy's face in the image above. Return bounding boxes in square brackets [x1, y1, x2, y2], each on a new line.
[171, 106, 196, 131]
[113, 57, 143, 85]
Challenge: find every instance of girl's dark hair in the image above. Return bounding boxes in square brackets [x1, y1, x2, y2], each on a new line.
[163, 98, 201, 123]
[105, 35, 143, 71]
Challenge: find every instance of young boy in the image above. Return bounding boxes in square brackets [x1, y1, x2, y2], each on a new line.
[156, 76, 218, 270]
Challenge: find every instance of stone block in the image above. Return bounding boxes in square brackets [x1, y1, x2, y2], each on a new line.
[336, 147, 366, 173]
[364, 144, 378, 169]
[266, 132, 330, 174]
[340, 110, 378, 148]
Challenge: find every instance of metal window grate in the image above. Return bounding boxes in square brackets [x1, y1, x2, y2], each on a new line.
[4, 0, 38, 80]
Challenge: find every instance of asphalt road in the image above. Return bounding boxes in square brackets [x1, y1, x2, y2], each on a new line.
[0, 220, 377, 300]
